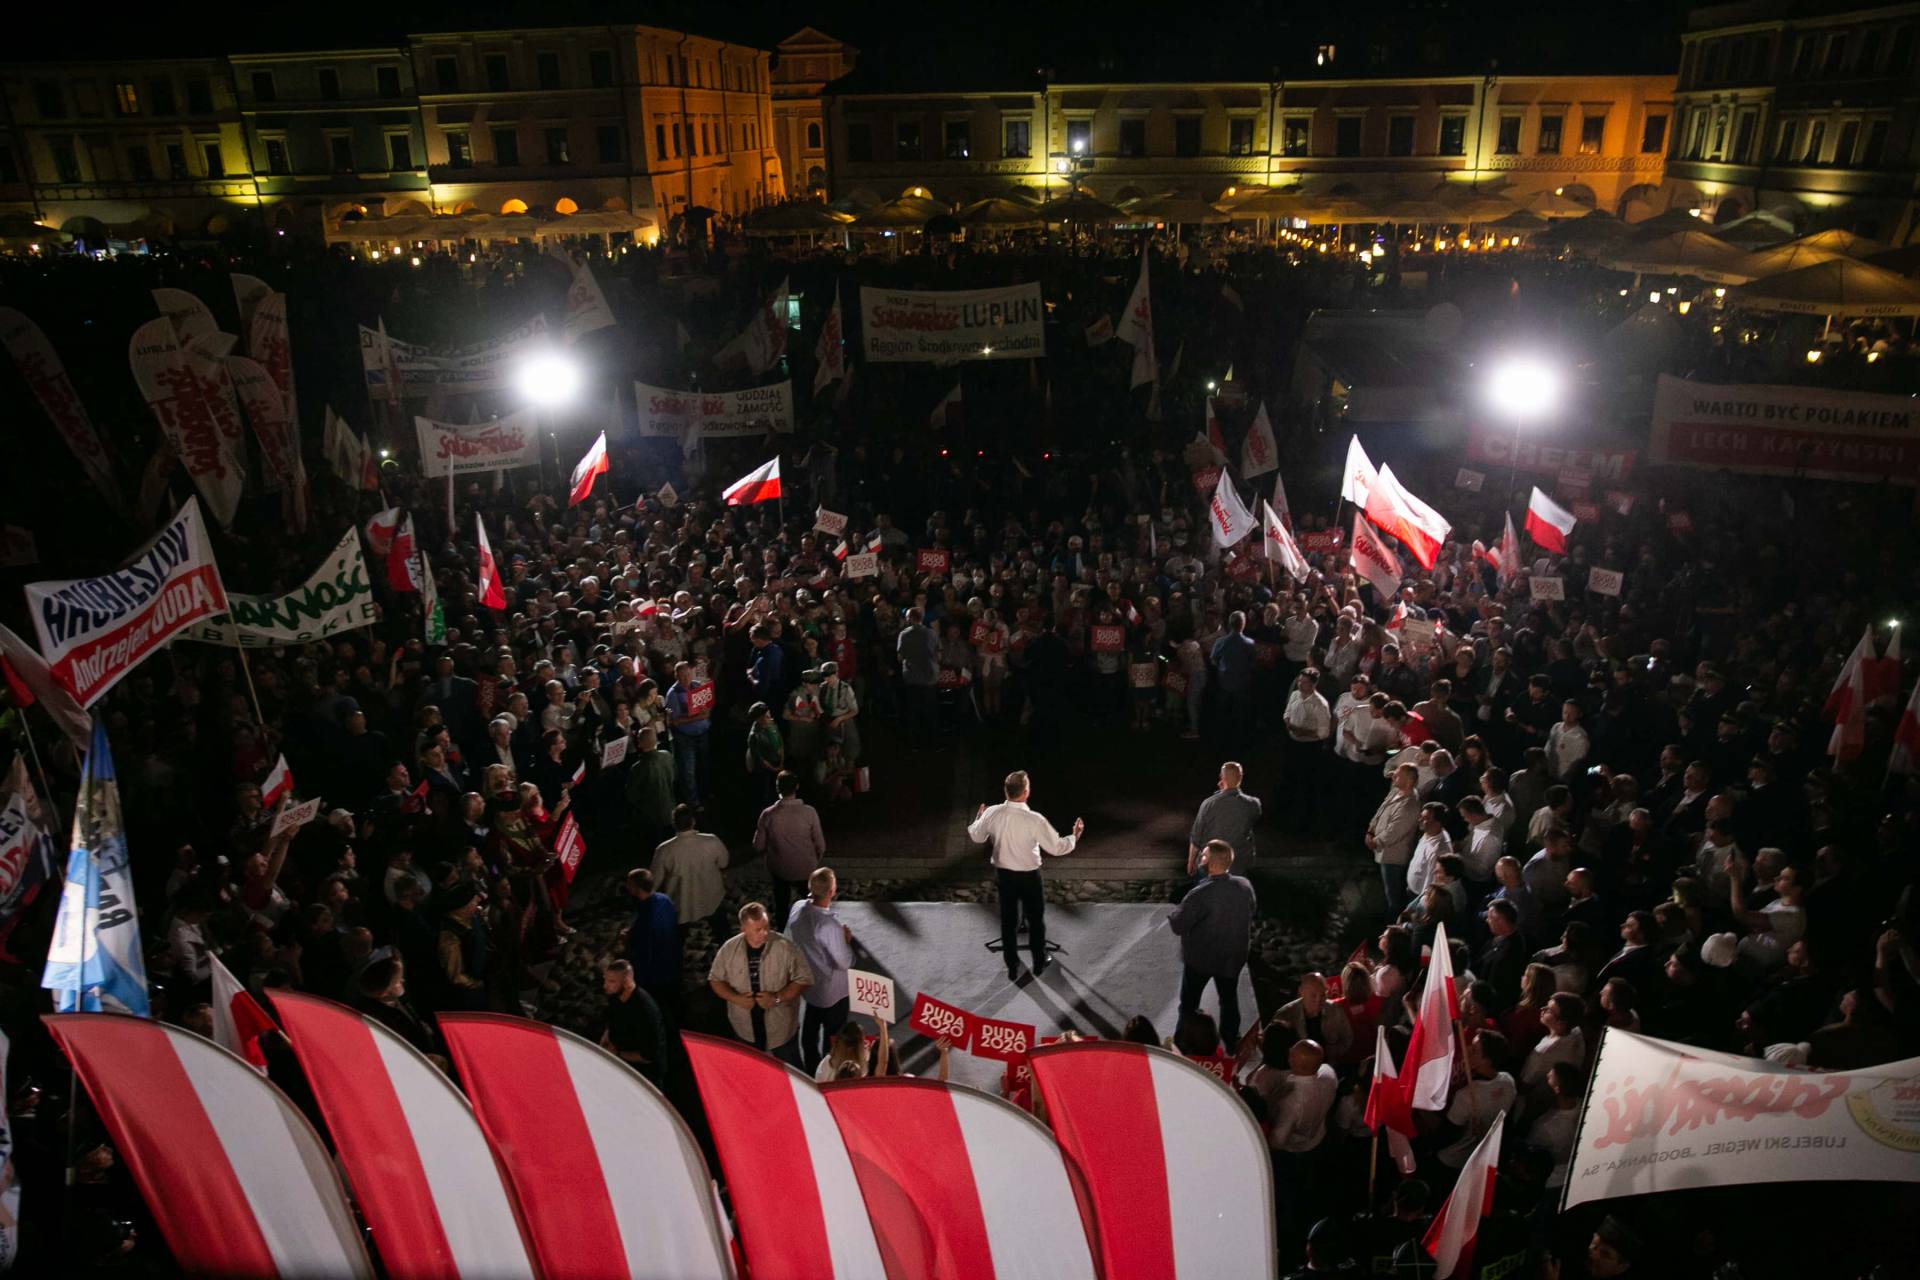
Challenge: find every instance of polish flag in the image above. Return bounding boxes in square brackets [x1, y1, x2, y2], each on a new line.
[1271, 466, 1294, 531]
[1472, 513, 1522, 583]
[1888, 673, 1920, 778]
[386, 513, 419, 593]
[683, 1032, 889, 1279]
[365, 505, 402, 557]
[1824, 625, 1877, 722]
[1341, 436, 1378, 507]
[1400, 920, 1460, 1112]
[569, 759, 587, 788]
[1423, 1110, 1506, 1279]
[814, 285, 847, 395]
[723, 457, 783, 506]
[930, 382, 963, 428]
[1363, 1026, 1418, 1174]
[1364, 465, 1452, 570]
[260, 754, 293, 809]
[273, 994, 537, 1278]
[1262, 499, 1309, 582]
[441, 1014, 734, 1279]
[0, 623, 89, 746]
[1866, 624, 1902, 707]
[823, 1078, 1099, 1280]
[568, 431, 610, 507]
[1204, 400, 1229, 465]
[1828, 646, 1869, 762]
[1524, 486, 1577, 554]
[832, 539, 851, 562]
[1026, 1042, 1272, 1277]
[44, 1014, 374, 1278]
[1350, 513, 1406, 602]
[476, 514, 506, 610]
[209, 952, 276, 1074]
[635, 598, 659, 619]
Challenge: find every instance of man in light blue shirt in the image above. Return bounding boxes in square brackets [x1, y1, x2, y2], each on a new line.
[786, 866, 854, 1073]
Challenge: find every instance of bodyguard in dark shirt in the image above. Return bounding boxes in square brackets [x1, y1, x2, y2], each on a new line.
[601, 960, 668, 1086]
[1169, 839, 1257, 1050]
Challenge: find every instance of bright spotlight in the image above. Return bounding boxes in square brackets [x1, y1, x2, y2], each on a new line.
[1485, 355, 1562, 422]
[517, 350, 584, 407]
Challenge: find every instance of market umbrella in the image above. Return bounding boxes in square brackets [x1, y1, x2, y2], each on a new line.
[1794, 228, 1889, 259]
[1486, 210, 1550, 233]
[1125, 195, 1230, 225]
[743, 203, 854, 236]
[959, 198, 1045, 231]
[1598, 230, 1763, 283]
[1727, 257, 1920, 316]
[1735, 238, 1848, 278]
[1710, 210, 1796, 249]
[1534, 209, 1626, 252]
[1524, 189, 1594, 218]
[1036, 193, 1126, 225]
[1622, 208, 1708, 241]
[0, 215, 65, 247]
[851, 199, 935, 232]
[533, 209, 655, 239]
[924, 213, 963, 236]
[1220, 188, 1304, 216]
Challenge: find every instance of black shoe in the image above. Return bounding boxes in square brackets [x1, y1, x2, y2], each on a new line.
[1006, 962, 1023, 981]
[1032, 958, 1051, 977]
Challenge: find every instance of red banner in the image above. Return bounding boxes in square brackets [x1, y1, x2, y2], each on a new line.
[971, 1017, 1036, 1063]
[1090, 625, 1124, 653]
[1298, 528, 1343, 554]
[1466, 423, 1636, 482]
[687, 682, 715, 717]
[907, 993, 973, 1049]
[916, 548, 950, 576]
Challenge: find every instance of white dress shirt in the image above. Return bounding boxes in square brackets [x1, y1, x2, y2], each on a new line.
[1406, 828, 1454, 898]
[968, 799, 1077, 871]
[1461, 820, 1504, 881]
[1284, 690, 1332, 742]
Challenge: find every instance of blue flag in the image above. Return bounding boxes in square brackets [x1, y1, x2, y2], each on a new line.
[40, 719, 148, 1015]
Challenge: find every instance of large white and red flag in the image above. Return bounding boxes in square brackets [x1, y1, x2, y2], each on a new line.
[551, 248, 617, 342]
[1525, 486, 1577, 553]
[365, 506, 401, 557]
[475, 514, 506, 610]
[260, 754, 293, 808]
[1241, 401, 1278, 478]
[1363, 1025, 1417, 1174]
[1400, 919, 1460, 1112]
[1866, 625, 1903, 707]
[1208, 470, 1257, 548]
[814, 285, 847, 395]
[129, 317, 245, 529]
[273, 993, 537, 1279]
[1423, 1109, 1505, 1279]
[1889, 673, 1920, 778]
[569, 431, 610, 506]
[386, 513, 421, 593]
[723, 457, 783, 506]
[441, 1014, 734, 1279]
[1828, 642, 1869, 762]
[1118, 249, 1156, 390]
[1027, 1042, 1273, 1278]
[823, 1077, 1099, 1280]
[45, 1013, 374, 1278]
[1364, 464, 1452, 570]
[1824, 624, 1877, 722]
[0, 622, 90, 746]
[1263, 500, 1310, 582]
[1341, 435, 1379, 507]
[1271, 466, 1294, 531]
[209, 951, 276, 1073]
[1350, 513, 1406, 603]
[684, 1032, 888, 1280]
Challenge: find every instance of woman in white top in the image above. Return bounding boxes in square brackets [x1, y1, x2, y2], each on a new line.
[1520, 992, 1588, 1116]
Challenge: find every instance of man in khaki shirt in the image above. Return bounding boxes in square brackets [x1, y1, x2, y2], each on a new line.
[1367, 763, 1422, 916]
[708, 902, 813, 1065]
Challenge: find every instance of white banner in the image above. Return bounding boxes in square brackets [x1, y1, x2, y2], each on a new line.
[26, 498, 228, 708]
[634, 381, 794, 441]
[1650, 373, 1920, 484]
[182, 529, 377, 648]
[358, 318, 548, 391]
[1454, 467, 1485, 492]
[1564, 1030, 1920, 1210]
[414, 410, 541, 477]
[1587, 567, 1623, 597]
[129, 318, 246, 529]
[859, 283, 1045, 363]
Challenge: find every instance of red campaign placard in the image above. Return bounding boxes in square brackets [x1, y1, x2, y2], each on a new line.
[935, 667, 969, 689]
[687, 682, 715, 717]
[1298, 529, 1343, 554]
[907, 993, 974, 1049]
[555, 813, 586, 883]
[1225, 550, 1261, 583]
[1603, 489, 1637, 516]
[1570, 500, 1602, 524]
[971, 1017, 1036, 1063]
[1254, 641, 1281, 669]
[1667, 511, 1694, 536]
[1090, 624, 1124, 653]
[1556, 467, 1593, 498]
[1164, 670, 1189, 696]
[969, 619, 988, 646]
[1190, 466, 1221, 496]
[916, 548, 950, 576]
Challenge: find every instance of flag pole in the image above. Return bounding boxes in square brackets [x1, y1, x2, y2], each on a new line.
[1455, 1016, 1480, 1127]
[1367, 1128, 1380, 1205]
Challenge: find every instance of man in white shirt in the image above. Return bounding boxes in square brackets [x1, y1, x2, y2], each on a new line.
[1457, 796, 1504, 888]
[1268, 1039, 1338, 1154]
[1545, 700, 1591, 781]
[1440, 1031, 1517, 1168]
[1280, 668, 1332, 820]
[651, 804, 731, 927]
[1281, 601, 1319, 666]
[968, 770, 1083, 980]
[1405, 802, 1454, 900]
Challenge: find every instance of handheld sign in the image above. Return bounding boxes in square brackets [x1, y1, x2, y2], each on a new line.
[601, 735, 630, 768]
[848, 969, 896, 1022]
[1090, 624, 1124, 653]
[1454, 468, 1485, 492]
[1588, 567, 1624, 597]
[1130, 662, 1159, 689]
[555, 812, 586, 883]
[970, 1017, 1036, 1063]
[845, 552, 879, 579]
[915, 548, 950, 577]
[271, 797, 322, 837]
[1530, 575, 1565, 601]
[656, 482, 679, 507]
[908, 992, 973, 1049]
[814, 506, 848, 537]
[687, 683, 715, 717]
[1399, 617, 1437, 652]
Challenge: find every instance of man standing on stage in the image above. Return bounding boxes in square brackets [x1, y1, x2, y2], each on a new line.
[968, 770, 1084, 980]
[1168, 839, 1256, 1050]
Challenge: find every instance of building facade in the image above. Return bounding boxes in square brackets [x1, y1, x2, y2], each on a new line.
[770, 28, 859, 199]
[824, 73, 1675, 216]
[1661, 0, 1920, 239]
[628, 25, 782, 222]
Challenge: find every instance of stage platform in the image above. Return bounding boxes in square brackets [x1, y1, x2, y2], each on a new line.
[834, 901, 1258, 1091]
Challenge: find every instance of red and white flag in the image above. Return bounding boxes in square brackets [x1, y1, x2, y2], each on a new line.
[1363, 464, 1452, 570]
[1423, 1109, 1505, 1279]
[814, 285, 847, 395]
[723, 457, 783, 506]
[1867, 625, 1903, 707]
[1118, 249, 1156, 390]
[0, 622, 89, 746]
[441, 1014, 734, 1279]
[365, 506, 402, 557]
[1362, 1025, 1417, 1174]
[260, 754, 293, 809]
[1204, 401, 1229, 465]
[683, 1032, 889, 1280]
[1263, 500, 1310, 582]
[1271, 467, 1294, 531]
[1400, 919, 1460, 1112]
[1889, 674, 1920, 778]
[931, 382, 963, 428]
[1524, 486, 1577, 553]
[569, 759, 587, 788]
[1472, 513, 1523, 584]
[45, 1013, 374, 1278]
[0, 306, 125, 511]
[1341, 436, 1378, 507]
[386, 513, 419, 593]
[209, 952, 276, 1074]
[568, 431, 610, 507]
[475, 514, 506, 610]
[1208, 470, 1257, 549]
[273, 993, 537, 1278]
[1027, 1042, 1272, 1277]
[1241, 401, 1278, 478]
[824, 1077, 1099, 1280]
[552, 248, 616, 342]
[1828, 644, 1869, 762]
[1350, 513, 1406, 602]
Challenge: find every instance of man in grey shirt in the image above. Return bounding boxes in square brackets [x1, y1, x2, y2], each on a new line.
[786, 867, 853, 1073]
[1188, 761, 1262, 876]
[896, 607, 940, 741]
[1168, 839, 1257, 1050]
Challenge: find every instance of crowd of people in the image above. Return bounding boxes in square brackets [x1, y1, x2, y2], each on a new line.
[0, 217, 1917, 1276]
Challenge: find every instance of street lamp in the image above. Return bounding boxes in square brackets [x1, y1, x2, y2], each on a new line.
[516, 350, 583, 408]
[1484, 354, 1563, 504]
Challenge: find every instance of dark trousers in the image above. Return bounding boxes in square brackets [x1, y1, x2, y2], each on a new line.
[902, 683, 938, 739]
[995, 867, 1047, 970]
[1279, 736, 1326, 823]
[800, 996, 849, 1074]
[769, 878, 808, 932]
[1179, 964, 1246, 1051]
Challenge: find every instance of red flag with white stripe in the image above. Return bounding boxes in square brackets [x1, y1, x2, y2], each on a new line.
[1423, 1109, 1505, 1279]
[210, 952, 276, 1073]
[1027, 1042, 1273, 1278]
[273, 994, 537, 1279]
[683, 1032, 888, 1280]
[1364, 464, 1452, 570]
[723, 457, 783, 506]
[260, 754, 293, 809]
[1363, 1025, 1417, 1173]
[475, 514, 506, 610]
[1824, 625, 1876, 722]
[569, 431, 610, 507]
[1868, 625, 1902, 705]
[1524, 486, 1576, 553]
[365, 506, 401, 557]
[1400, 920, 1459, 1112]
[441, 1014, 734, 1279]
[1889, 673, 1920, 778]
[823, 1077, 1098, 1280]
[45, 1013, 373, 1278]
[1828, 646, 1869, 762]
